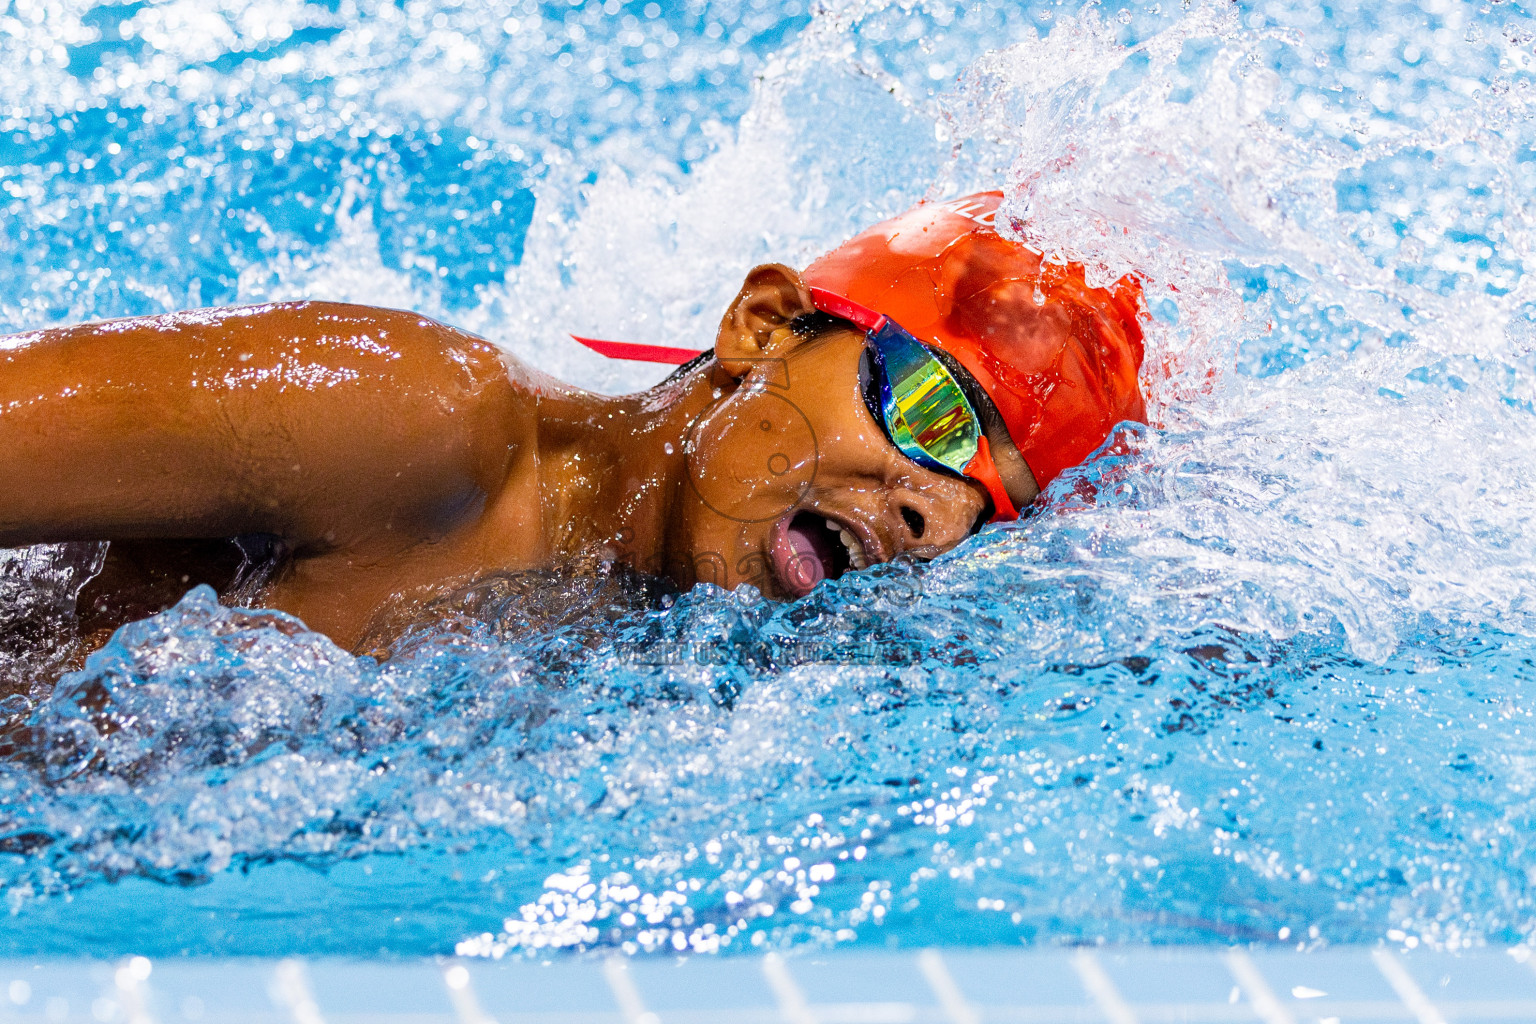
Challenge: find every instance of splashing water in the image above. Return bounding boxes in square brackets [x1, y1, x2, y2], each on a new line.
[2, 0, 1536, 957]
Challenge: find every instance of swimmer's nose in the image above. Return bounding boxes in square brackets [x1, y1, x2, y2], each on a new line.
[900, 505, 926, 540]
[891, 488, 978, 559]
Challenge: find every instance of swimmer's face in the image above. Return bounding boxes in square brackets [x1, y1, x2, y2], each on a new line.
[665, 264, 1037, 599]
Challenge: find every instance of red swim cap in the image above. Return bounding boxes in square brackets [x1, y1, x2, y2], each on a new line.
[803, 191, 1147, 491]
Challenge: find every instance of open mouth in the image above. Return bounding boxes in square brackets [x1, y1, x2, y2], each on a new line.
[769, 511, 869, 598]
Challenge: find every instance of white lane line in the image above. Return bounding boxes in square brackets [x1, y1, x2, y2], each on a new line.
[916, 950, 980, 1024]
[441, 961, 498, 1024]
[603, 957, 660, 1024]
[1372, 949, 1448, 1024]
[1071, 950, 1139, 1024]
[762, 952, 819, 1024]
[114, 956, 158, 1024]
[1222, 950, 1295, 1024]
[270, 959, 327, 1024]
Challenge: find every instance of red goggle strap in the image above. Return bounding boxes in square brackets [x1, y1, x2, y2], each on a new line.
[573, 288, 878, 364]
[965, 435, 1019, 522]
[571, 334, 706, 365]
[808, 287, 886, 332]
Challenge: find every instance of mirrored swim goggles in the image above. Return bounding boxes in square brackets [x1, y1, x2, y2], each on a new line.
[809, 287, 1018, 522]
[568, 288, 1020, 522]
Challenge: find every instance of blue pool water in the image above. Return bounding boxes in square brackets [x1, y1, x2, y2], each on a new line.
[3, 0, 1536, 958]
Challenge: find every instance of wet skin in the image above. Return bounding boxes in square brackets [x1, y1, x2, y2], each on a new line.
[0, 264, 1037, 651]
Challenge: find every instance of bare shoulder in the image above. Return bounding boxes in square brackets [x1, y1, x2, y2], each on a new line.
[0, 298, 542, 577]
[74, 300, 543, 545]
[4, 299, 529, 388]
[204, 301, 541, 536]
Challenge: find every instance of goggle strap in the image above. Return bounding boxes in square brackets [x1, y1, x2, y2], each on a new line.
[572, 286, 886, 361]
[965, 435, 1019, 522]
[571, 334, 707, 365]
[808, 287, 886, 333]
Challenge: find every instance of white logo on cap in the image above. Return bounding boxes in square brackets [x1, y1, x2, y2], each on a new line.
[941, 196, 998, 226]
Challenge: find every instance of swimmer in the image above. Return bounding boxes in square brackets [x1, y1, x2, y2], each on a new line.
[0, 192, 1145, 651]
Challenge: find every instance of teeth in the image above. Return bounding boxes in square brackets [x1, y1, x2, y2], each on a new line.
[837, 527, 868, 570]
[822, 516, 868, 570]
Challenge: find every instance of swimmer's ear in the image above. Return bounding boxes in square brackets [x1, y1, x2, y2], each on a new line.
[714, 263, 818, 378]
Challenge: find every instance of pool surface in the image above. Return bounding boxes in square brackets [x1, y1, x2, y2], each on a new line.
[10, 946, 1536, 1022]
[2, 0, 1536, 958]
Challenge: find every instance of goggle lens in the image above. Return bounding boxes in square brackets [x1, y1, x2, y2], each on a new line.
[866, 320, 980, 477]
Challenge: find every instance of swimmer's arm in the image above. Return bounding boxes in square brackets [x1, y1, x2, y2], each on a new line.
[0, 301, 525, 552]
